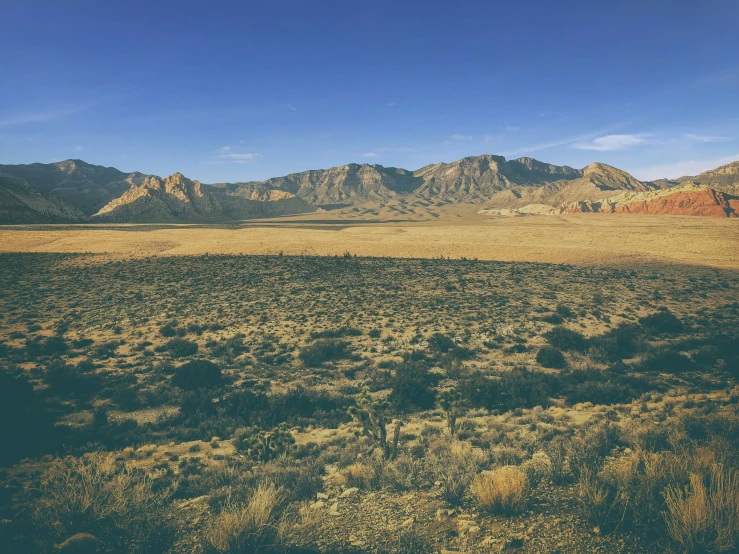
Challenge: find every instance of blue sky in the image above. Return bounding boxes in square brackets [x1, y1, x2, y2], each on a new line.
[1, 0, 738, 182]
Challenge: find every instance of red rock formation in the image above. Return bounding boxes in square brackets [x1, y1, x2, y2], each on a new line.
[613, 189, 737, 218]
[555, 185, 739, 218]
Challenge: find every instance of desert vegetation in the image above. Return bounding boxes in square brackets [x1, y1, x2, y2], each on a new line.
[0, 252, 738, 553]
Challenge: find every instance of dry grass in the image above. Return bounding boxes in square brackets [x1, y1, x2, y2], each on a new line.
[204, 483, 282, 553]
[470, 466, 531, 513]
[664, 465, 739, 554]
[1, 215, 737, 268]
[33, 453, 176, 553]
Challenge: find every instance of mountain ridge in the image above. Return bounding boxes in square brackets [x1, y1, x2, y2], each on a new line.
[0, 155, 733, 223]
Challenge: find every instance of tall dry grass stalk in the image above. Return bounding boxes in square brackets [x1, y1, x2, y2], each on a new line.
[664, 465, 739, 554]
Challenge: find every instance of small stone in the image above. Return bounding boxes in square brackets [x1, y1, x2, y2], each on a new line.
[340, 487, 358, 498]
[317, 492, 329, 500]
[401, 516, 415, 528]
[329, 502, 339, 515]
[467, 525, 481, 535]
[309, 500, 325, 510]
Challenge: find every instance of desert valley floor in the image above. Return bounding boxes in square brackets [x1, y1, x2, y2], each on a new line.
[1, 214, 738, 554]
[1, 214, 738, 269]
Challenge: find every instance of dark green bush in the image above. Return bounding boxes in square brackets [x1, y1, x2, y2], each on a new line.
[163, 338, 199, 358]
[536, 346, 567, 368]
[543, 326, 588, 352]
[638, 350, 696, 374]
[390, 360, 437, 411]
[172, 359, 222, 390]
[639, 309, 683, 335]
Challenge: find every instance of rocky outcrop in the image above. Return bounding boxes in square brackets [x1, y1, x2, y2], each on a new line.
[656, 161, 739, 196]
[0, 159, 147, 215]
[92, 173, 223, 222]
[93, 172, 314, 222]
[0, 175, 86, 224]
[555, 184, 739, 217]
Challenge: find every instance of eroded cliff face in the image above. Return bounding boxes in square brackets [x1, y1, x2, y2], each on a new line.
[552, 185, 739, 218]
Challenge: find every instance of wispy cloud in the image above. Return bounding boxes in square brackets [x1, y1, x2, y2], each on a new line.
[0, 105, 91, 128]
[629, 154, 739, 181]
[286, 104, 297, 111]
[206, 146, 261, 164]
[74, 145, 83, 151]
[505, 126, 520, 132]
[449, 134, 473, 140]
[573, 134, 651, 151]
[361, 152, 378, 157]
[682, 133, 728, 143]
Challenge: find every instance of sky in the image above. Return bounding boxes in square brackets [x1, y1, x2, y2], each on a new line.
[1, 0, 738, 183]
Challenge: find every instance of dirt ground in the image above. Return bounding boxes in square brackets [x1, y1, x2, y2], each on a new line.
[0, 214, 737, 269]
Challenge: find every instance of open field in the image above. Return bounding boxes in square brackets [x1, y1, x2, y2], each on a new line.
[1, 214, 738, 269]
[1, 250, 738, 553]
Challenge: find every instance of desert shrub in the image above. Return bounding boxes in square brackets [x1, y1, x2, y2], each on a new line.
[459, 367, 553, 412]
[172, 359, 223, 390]
[159, 322, 180, 338]
[590, 323, 643, 362]
[161, 338, 199, 358]
[577, 465, 621, 530]
[544, 435, 570, 484]
[521, 452, 552, 487]
[203, 484, 281, 554]
[427, 332, 456, 353]
[298, 339, 350, 367]
[567, 420, 621, 480]
[664, 464, 739, 553]
[368, 328, 382, 339]
[233, 425, 295, 462]
[471, 466, 530, 513]
[32, 453, 176, 554]
[343, 459, 385, 491]
[382, 454, 426, 491]
[25, 335, 68, 358]
[0, 370, 58, 465]
[309, 326, 362, 339]
[638, 350, 696, 374]
[45, 360, 102, 398]
[426, 440, 484, 505]
[210, 333, 249, 361]
[536, 346, 566, 369]
[491, 446, 524, 466]
[564, 378, 638, 405]
[249, 458, 324, 503]
[543, 327, 588, 352]
[639, 309, 684, 335]
[458, 371, 499, 409]
[500, 367, 553, 409]
[389, 360, 436, 411]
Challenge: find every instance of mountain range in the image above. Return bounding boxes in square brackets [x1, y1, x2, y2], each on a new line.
[1, 156, 738, 224]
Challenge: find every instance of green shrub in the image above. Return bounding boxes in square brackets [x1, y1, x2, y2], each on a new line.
[389, 360, 436, 411]
[639, 309, 683, 335]
[536, 346, 567, 369]
[298, 339, 350, 367]
[172, 359, 223, 390]
[163, 338, 199, 358]
[543, 327, 588, 352]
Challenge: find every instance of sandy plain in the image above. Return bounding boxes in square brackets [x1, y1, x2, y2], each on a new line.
[0, 213, 737, 269]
